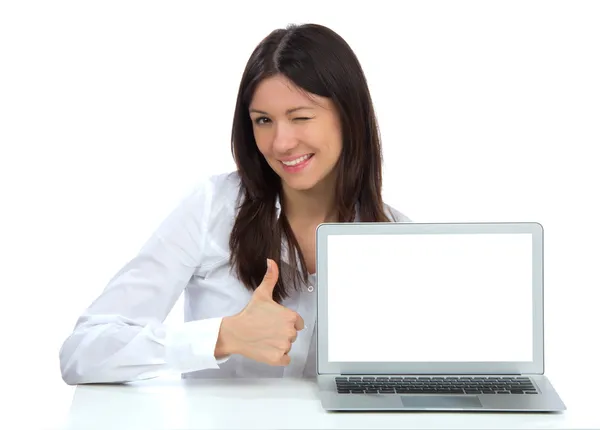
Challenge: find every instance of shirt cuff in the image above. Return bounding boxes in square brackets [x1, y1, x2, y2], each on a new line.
[165, 317, 232, 373]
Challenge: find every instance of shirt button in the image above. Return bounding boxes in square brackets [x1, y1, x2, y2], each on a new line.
[307, 285, 314, 292]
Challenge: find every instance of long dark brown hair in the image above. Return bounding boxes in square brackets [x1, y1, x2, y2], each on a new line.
[229, 23, 391, 304]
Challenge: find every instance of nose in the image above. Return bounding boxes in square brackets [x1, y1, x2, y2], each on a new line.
[272, 121, 298, 154]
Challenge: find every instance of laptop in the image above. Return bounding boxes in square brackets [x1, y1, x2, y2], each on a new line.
[315, 221, 566, 412]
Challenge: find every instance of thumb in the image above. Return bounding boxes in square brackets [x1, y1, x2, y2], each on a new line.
[255, 258, 279, 300]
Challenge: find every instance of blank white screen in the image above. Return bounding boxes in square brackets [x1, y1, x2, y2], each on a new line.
[326, 233, 533, 362]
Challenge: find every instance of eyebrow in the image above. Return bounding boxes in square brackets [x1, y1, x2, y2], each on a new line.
[249, 106, 314, 115]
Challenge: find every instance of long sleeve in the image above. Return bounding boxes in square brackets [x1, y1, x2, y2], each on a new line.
[59, 178, 230, 385]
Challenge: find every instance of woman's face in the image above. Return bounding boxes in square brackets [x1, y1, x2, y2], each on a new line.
[249, 75, 343, 192]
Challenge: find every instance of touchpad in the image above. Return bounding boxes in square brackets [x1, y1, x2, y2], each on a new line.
[401, 395, 483, 409]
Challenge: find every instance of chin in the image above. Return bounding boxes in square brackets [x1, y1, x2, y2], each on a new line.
[268, 157, 336, 192]
[280, 175, 321, 192]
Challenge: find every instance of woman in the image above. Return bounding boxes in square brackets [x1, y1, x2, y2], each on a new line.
[59, 23, 410, 385]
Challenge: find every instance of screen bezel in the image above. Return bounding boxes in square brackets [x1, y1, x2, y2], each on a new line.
[315, 221, 544, 375]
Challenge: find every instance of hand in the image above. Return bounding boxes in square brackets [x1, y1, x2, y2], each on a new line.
[217, 259, 305, 366]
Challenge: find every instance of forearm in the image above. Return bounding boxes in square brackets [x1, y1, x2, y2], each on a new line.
[60, 315, 230, 385]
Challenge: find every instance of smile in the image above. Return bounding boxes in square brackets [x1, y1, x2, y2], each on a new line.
[279, 154, 314, 173]
[280, 154, 314, 166]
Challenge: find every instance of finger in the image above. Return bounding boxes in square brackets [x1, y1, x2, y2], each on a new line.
[279, 354, 291, 366]
[254, 259, 279, 300]
[294, 314, 305, 331]
[279, 340, 292, 354]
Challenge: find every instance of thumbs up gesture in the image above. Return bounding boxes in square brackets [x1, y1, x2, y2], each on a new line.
[217, 259, 305, 366]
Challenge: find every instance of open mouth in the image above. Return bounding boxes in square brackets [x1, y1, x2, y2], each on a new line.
[280, 154, 314, 166]
[279, 154, 314, 172]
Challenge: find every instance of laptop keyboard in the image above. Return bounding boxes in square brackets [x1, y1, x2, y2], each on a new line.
[335, 376, 538, 395]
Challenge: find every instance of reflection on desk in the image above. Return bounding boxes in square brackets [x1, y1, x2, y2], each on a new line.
[63, 375, 597, 430]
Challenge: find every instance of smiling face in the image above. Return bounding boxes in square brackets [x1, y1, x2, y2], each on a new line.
[249, 74, 343, 192]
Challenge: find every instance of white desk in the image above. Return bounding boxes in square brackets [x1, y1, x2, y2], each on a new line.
[62, 375, 598, 429]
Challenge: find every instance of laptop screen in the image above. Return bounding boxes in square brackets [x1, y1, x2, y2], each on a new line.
[326, 232, 533, 363]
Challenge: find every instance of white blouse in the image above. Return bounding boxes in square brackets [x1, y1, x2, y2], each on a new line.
[59, 171, 410, 385]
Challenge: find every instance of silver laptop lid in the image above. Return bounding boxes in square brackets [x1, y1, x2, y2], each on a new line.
[316, 222, 544, 376]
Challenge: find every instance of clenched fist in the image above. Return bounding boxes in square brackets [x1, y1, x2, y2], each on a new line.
[215, 259, 305, 366]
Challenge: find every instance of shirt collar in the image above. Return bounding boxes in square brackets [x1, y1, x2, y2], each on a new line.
[275, 194, 282, 219]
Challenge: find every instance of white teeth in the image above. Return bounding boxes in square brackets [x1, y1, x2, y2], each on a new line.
[281, 154, 312, 166]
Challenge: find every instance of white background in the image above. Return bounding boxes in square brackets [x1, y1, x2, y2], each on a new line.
[0, 1, 598, 428]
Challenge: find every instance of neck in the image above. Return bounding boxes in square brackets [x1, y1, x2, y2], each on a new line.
[281, 178, 338, 225]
